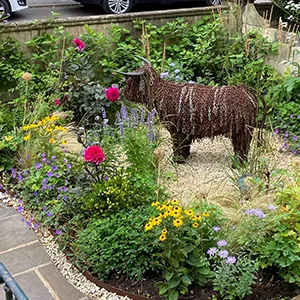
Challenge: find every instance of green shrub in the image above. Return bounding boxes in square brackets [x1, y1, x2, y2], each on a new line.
[72, 206, 158, 280]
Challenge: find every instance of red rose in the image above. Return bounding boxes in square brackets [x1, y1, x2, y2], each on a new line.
[105, 87, 120, 102]
[84, 145, 106, 164]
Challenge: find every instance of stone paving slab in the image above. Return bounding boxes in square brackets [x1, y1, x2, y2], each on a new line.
[0, 214, 37, 253]
[0, 241, 51, 275]
[9, 270, 55, 300]
[39, 264, 86, 300]
[0, 203, 18, 220]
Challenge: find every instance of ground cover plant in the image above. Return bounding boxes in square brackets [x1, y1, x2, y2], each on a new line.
[1, 9, 300, 300]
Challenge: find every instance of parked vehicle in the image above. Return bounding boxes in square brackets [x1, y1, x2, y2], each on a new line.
[0, 0, 28, 19]
[74, 0, 220, 15]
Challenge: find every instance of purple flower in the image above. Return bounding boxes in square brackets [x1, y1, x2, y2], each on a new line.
[42, 178, 49, 184]
[217, 240, 227, 247]
[160, 72, 169, 78]
[26, 155, 30, 159]
[19, 158, 23, 162]
[207, 247, 218, 256]
[52, 156, 57, 160]
[33, 191, 38, 196]
[55, 229, 61, 235]
[298, 115, 300, 119]
[11, 168, 16, 179]
[268, 204, 276, 210]
[292, 150, 297, 155]
[63, 195, 69, 201]
[35, 163, 42, 170]
[17, 206, 24, 213]
[293, 135, 298, 141]
[212, 226, 220, 232]
[17, 199, 22, 204]
[47, 172, 53, 177]
[33, 222, 40, 230]
[46, 211, 52, 217]
[290, 114, 294, 118]
[42, 158, 47, 162]
[283, 143, 288, 149]
[188, 80, 195, 84]
[174, 69, 180, 74]
[43, 206, 47, 211]
[245, 208, 266, 218]
[52, 165, 58, 172]
[284, 131, 289, 137]
[226, 256, 237, 264]
[219, 250, 229, 258]
[274, 129, 279, 134]
[66, 164, 71, 169]
[41, 153, 46, 157]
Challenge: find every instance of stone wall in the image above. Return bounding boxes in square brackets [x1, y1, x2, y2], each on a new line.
[243, 2, 300, 75]
[0, 6, 230, 54]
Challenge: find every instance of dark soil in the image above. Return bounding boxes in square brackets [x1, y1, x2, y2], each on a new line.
[106, 270, 300, 300]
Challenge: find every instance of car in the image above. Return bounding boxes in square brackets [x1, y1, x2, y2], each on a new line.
[0, 0, 28, 19]
[74, 0, 220, 15]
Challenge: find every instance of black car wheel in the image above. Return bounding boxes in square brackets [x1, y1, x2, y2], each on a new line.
[102, 0, 133, 14]
[0, 0, 10, 19]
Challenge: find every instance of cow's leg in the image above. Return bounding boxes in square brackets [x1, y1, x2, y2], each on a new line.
[231, 129, 253, 163]
[171, 133, 192, 163]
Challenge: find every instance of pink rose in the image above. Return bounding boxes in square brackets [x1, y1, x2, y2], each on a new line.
[54, 99, 61, 106]
[73, 38, 85, 51]
[105, 87, 120, 102]
[84, 145, 106, 164]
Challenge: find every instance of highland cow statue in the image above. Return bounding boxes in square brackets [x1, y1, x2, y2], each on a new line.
[116, 56, 257, 163]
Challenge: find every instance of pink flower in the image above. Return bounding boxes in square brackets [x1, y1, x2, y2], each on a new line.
[84, 145, 106, 164]
[73, 38, 85, 51]
[105, 87, 120, 102]
[54, 99, 61, 106]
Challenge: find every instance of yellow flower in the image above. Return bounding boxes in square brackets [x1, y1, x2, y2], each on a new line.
[24, 134, 30, 141]
[192, 223, 198, 228]
[157, 204, 166, 211]
[166, 205, 173, 212]
[162, 228, 168, 234]
[202, 212, 210, 217]
[159, 234, 167, 242]
[55, 125, 67, 132]
[49, 138, 55, 143]
[171, 199, 179, 205]
[172, 210, 181, 218]
[173, 218, 183, 227]
[196, 214, 202, 221]
[184, 209, 194, 216]
[173, 206, 182, 212]
[152, 217, 162, 226]
[61, 140, 68, 145]
[145, 222, 153, 231]
[190, 216, 198, 221]
[5, 136, 13, 141]
[151, 201, 160, 207]
[162, 211, 169, 218]
[46, 127, 53, 134]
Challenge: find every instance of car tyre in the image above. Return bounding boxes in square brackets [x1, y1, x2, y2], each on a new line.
[0, 0, 10, 19]
[102, 0, 133, 14]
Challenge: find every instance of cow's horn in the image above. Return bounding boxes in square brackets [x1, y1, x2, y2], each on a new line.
[113, 70, 144, 77]
[134, 55, 151, 65]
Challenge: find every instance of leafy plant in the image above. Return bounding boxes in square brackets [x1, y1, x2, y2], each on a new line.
[72, 206, 158, 280]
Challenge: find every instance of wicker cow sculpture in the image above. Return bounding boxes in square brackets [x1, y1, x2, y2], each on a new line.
[116, 56, 258, 163]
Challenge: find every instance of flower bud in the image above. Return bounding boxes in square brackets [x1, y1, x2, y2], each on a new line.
[22, 72, 32, 82]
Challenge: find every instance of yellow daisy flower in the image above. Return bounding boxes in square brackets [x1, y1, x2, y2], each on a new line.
[192, 223, 198, 228]
[49, 138, 55, 143]
[190, 216, 198, 221]
[173, 218, 183, 227]
[196, 214, 202, 221]
[24, 134, 31, 141]
[152, 217, 162, 226]
[151, 201, 160, 207]
[145, 222, 153, 231]
[162, 211, 169, 218]
[184, 209, 194, 216]
[172, 211, 181, 218]
[61, 140, 68, 145]
[5, 136, 13, 141]
[171, 199, 179, 205]
[157, 204, 166, 211]
[173, 206, 182, 212]
[162, 228, 168, 234]
[202, 212, 210, 217]
[159, 234, 167, 242]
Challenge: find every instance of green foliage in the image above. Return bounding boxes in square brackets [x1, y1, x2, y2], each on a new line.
[212, 256, 258, 300]
[145, 200, 216, 299]
[72, 206, 158, 280]
[265, 74, 300, 154]
[258, 165, 300, 285]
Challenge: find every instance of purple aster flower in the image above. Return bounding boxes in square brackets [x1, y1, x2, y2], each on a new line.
[46, 211, 52, 217]
[103, 175, 109, 181]
[66, 164, 71, 169]
[43, 206, 47, 211]
[283, 143, 288, 149]
[55, 229, 61, 235]
[55, 173, 60, 178]
[26, 155, 30, 159]
[268, 204, 276, 210]
[42, 178, 49, 184]
[35, 163, 42, 170]
[11, 168, 16, 179]
[17, 206, 24, 213]
[217, 240, 227, 247]
[160, 72, 169, 79]
[207, 247, 218, 256]
[52, 156, 57, 160]
[42, 157, 47, 162]
[226, 256, 237, 264]
[290, 114, 294, 118]
[17, 174, 23, 181]
[174, 69, 180, 74]
[21, 217, 25, 222]
[63, 195, 69, 201]
[292, 150, 297, 155]
[19, 158, 22, 162]
[284, 131, 289, 137]
[47, 172, 53, 177]
[33, 222, 40, 230]
[212, 226, 220, 232]
[298, 115, 300, 119]
[17, 199, 22, 204]
[41, 153, 46, 157]
[219, 250, 229, 258]
[274, 128, 279, 134]
[33, 191, 38, 196]
[293, 135, 298, 141]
